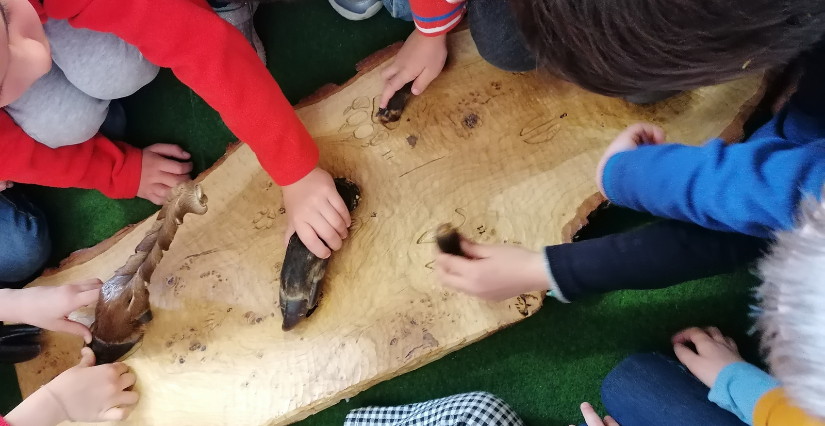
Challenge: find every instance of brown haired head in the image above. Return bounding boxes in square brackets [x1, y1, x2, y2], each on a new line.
[508, 0, 825, 97]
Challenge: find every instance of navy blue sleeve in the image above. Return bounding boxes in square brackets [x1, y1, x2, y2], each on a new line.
[602, 136, 825, 238]
[544, 219, 766, 302]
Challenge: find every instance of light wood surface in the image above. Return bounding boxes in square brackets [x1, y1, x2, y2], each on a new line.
[15, 29, 765, 426]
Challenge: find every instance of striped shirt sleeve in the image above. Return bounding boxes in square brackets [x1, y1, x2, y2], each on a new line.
[409, 0, 466, 36]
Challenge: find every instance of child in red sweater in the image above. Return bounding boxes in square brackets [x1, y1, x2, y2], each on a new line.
[0, 0, 350, 265]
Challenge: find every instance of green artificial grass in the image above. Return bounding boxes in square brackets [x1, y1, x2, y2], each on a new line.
[1, 0, 765, 423]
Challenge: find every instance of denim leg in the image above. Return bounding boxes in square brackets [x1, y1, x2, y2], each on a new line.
[601, 353, 747, 426]
[382, 0, 413, 21]
[0, 191, 51, 287]
[466, 0, 536, 72]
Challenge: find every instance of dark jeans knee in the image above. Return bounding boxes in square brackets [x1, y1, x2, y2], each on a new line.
[0, 192, 51, 286]
[467, 0, 536, 73]
[601, 353, 747, 426]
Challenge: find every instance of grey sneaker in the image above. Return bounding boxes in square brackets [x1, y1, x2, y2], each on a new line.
[329, 0, 383, 21]
[214, 2, 267, 65]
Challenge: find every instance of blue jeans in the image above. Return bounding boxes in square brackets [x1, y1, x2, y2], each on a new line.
[601, 353, 747, 426]
[0, 191, 51, 287]
[382, 0, 413, 21]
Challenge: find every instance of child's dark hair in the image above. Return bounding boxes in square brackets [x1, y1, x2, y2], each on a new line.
[508, 0, 825, 97]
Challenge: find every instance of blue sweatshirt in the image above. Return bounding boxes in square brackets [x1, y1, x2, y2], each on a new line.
[602, 74, 825, 238]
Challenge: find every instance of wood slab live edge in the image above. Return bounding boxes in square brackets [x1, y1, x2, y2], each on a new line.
[16, 30, 766, 426]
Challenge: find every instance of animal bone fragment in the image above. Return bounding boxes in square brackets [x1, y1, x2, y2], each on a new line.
[89, 182, 208, 365]
[280, 178, 361, 331]
[375, 82, 413, 124]
[435, 223, 467, 257]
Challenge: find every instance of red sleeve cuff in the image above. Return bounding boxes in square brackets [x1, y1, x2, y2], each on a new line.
[107, 141, 143, 199]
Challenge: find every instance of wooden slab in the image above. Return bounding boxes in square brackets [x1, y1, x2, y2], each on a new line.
[16, 30, 764, 426]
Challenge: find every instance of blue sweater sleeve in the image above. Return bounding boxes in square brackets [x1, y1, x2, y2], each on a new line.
[708, 362, 780, 425]
[602, 137, 825, 238]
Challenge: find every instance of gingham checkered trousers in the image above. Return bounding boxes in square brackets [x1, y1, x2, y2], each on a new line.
[344, 392, 525, 426]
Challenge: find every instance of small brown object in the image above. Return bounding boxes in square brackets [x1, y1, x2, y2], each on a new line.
[376, 82, 414, 124]
[280, 178, 361, 331]
[463, 114, 479, 129]
[89, 182, 208, 365]
[435, 224, 467, 257]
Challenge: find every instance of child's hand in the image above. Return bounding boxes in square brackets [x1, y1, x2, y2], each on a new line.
[282, 167, 351, 259]
[0, 279, 102, 344]
[380, 31, 448, 108]
[46, 347, 139, 422]
[672, 326, 744, 388]
[596, 123, 665, 196]
[575, 402, 620, 426]
[5, 348, 138, 426]
[0, 180, 13, 192]
[434, 238, 549, 301]
[138, 144, 193, 205]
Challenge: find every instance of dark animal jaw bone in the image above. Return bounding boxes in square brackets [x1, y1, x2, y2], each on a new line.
[280, 178, 361, 331]
[89, 182, 208, 365]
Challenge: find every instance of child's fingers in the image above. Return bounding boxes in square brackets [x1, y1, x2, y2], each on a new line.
[78, 347, 96, 367]
[580, 402, 605, 426]
[320, 204, 348, 240]
[381, 63, 399, 81]
[102, 406, 135, 422]
[381, 72, 414, 108]
[53, 319, 92, 343]
[671, 327, 707, 345]
[459, 239, 490, 259]
[673, 342, 699, 367]
[146, 184, 169, 205]
[310, 215, 343, 251]
[434, 253, 473, 277]
[159, 159, 194, 176]
[112, 390, 140, 407]
[603, 415, 620, 426]
[70, 279, 103, 292]
[147, 144, 191, 160]
[295, 222, 331, 259]
[411, 67, 439, 96]
[116, 372, 137, 391]
[645, 124, 666, 144]
[328, 193, 352, 227]
[704, 326, 726, 344]
[156, 172, 191, 190]
[72, 288, 101, 310]
[109, 362, 131, 376]
[151, 184, 172, 202]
